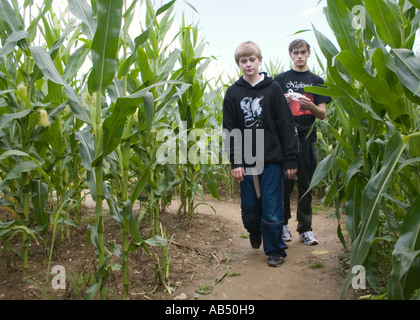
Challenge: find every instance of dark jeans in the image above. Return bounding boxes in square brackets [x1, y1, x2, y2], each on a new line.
[284, 138, 317, 234]
[240, 163, 287, 257]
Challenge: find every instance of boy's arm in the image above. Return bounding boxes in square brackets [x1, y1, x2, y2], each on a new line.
[223, 93, 245, 181]
[275, 86, 299, 171]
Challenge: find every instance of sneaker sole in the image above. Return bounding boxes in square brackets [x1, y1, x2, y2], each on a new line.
[267, 257, 285, 267]
[302, 240, 318, 246]
[268, 260, 284, 267]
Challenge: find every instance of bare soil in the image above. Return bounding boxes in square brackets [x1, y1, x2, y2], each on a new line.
[0, 190, 351, 301]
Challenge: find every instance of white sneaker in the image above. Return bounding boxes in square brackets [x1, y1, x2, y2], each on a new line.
[299, 231, 318, 245]
[282, 225, 292, 242]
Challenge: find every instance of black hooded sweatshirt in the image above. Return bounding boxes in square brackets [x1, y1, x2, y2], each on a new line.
[223, 73, 298, 172]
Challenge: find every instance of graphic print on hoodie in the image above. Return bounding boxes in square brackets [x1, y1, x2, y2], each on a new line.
[240, 96, 264, 128]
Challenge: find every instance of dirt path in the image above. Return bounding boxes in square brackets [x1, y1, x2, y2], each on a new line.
[166, 196, 346, 300]
[0, 193, 346, 301]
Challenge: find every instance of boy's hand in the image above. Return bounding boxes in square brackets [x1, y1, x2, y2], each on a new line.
[286, 168, 298, 180]
[232, 167, 245, 182]
[297, 95, 312, 110]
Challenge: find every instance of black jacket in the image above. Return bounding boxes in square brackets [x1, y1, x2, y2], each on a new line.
[223, 73, 298, 172]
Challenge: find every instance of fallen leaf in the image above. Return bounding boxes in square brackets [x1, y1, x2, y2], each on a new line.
[312, 250, 329, 255]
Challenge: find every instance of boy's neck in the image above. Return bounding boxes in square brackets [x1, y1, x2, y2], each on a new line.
[244, 73, 263, 86]
[293, 65, 308, 72]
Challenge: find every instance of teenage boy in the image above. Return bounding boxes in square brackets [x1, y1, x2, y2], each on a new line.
[223, 41, 298, 267]
[275, 39, 331, 245]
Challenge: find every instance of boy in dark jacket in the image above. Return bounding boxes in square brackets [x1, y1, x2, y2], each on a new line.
[223, 41, 298, 267]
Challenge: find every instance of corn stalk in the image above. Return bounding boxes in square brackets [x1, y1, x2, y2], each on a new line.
[307, 0, 420, 299]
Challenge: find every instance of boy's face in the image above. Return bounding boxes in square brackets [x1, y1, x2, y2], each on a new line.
[238, 55, 262, 77]
[290, 46, 310, 69]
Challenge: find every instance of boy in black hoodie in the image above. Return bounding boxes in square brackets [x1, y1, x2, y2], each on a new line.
[223, 41, 299, 267]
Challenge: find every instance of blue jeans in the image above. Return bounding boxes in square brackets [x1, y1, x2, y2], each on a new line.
[240, 163, 287, 257]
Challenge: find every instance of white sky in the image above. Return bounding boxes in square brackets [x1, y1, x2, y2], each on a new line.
[170, 0, 336, 81]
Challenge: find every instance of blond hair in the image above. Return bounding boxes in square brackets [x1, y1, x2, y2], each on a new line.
[234, 41, 262, 65]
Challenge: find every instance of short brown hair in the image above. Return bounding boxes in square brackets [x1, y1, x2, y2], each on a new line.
[288, 39, 311, 53]
[234, 41, 262, 65]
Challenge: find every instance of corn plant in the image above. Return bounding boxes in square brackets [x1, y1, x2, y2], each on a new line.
[307, 0, 420, 299]
[0, 0, 82, 275]
[1, 0, 227, 300]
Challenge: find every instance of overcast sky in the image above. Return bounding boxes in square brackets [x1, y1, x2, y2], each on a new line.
[171, 0, 336, 80]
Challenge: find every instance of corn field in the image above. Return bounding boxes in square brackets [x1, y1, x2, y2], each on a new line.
[0, 0, 419, 300]
[309, 0, 420, 300]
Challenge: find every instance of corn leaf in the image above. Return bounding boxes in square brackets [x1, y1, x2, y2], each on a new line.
[30, 46, 90, 124]
[202, 165, 220, 201]
[87, 0, 123, 94]
[144, 92, 155, 142]
[31, 180, 48, 227]
[341, 132, 407, 299]
[68, 0, 97, 40]
[0, 30, 29, 59]
[304, 153, 336, 199]
[75, 129, 96, 200]
[336, 50, 400, 105]
[365, 0, 403, 48]
[0, 110, 31, 138]
[388, 196, 420, 299]
[0, 0, 24, 34]
[391, 49, 420, 103]
[408, 0, 420, 9]
[325, 0, 362, 62]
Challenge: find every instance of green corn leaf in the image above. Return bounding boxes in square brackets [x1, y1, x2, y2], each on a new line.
[391, 49, 420, 103]
[202, 165, 220, 201]
[63, 45, 90, 81]
[0, 0, 24, 34]
[303, 153, 336, 199]
[312, 25, 339, 65]
[145, 235, 167, 247]
[365, 0, 403, 48]
[341, 131, 407, 299]
[344, 175, 364, 242]
[408, 0, 420, 9]
[91, 93, 146, 167]
[87, 0, 123, 94]
[118, 0, 176, 79]
[144, 92, 155, 142]
[325, 0, 361, 62]
[0, 149, 29, 160]
[68, 0, 97, 40]
[31, 180, 48, 227]
[336, 50, 400, 105]
[388, 196, 420, 300]
[30, 46, 90, 124]
[129, 151, 156, 204]
[0, 161, 38, 190]
[121, 200, 146, 250]
[0, 30, 29, 60]
[75, 129, 96, 200]
[31, 46, 67, 87]
[0, 109, 31, 138]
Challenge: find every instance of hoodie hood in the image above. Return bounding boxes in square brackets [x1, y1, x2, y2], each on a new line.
[235, 72, 273, 89]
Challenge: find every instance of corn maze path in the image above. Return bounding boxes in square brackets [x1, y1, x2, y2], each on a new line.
[167, 195, 345, 301]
